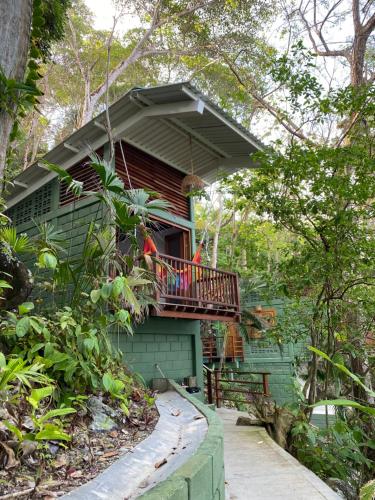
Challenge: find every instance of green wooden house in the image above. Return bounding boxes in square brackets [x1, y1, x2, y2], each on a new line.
[6, 82, 263, 395]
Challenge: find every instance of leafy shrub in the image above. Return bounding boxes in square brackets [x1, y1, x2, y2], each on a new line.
[290, 418, 374, 488]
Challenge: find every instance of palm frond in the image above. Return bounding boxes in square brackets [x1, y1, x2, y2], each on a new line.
[0, 226, 34, 254]
[122, 189, 170, 219]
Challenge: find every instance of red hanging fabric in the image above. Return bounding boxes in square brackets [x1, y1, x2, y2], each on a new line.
[192, 242, 203, 264]
[143, 236, 157, 255]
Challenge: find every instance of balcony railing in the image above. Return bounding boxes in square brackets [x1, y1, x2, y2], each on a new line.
[202, 335, 244, 361]
[152, 253, 240, 321]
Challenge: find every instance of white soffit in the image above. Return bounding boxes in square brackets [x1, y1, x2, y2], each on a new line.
[7, 82, 264, 208]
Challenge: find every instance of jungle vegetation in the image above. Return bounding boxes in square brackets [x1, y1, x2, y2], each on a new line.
[0, 0, 374, 497]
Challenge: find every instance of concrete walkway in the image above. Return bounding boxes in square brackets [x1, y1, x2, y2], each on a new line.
[217, 408, 341, 500]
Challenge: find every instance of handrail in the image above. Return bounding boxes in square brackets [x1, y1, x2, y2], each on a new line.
[219, 370, 271, 375]
[202, 368, 271, 407]
[157, 252, 238, 277]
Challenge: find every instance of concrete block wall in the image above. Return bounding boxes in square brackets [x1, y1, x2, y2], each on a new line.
[141, 380, 225, 500]
[113, 317, 204, 393]
[240, 295, 310, 406]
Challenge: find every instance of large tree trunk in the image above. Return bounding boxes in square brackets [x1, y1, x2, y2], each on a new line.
[0, 0, 33, 182]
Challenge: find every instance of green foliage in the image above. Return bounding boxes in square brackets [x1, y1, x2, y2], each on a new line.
[309, 347, 375, 398]
[0, 226, 33, 254]
[360, 480, 375, 500]
[291, 418, 373, 486]
[5, 384, 76, 443]
[2, 0, 71, 174]
[310, 347, 375, 417]
[0, 355, 50, 392]
[1, 304, 127, 392]
[221, 41, 375, 491]
[102, 372, 130, 415]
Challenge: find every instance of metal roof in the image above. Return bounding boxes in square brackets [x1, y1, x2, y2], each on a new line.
[7, 82, 264, 208]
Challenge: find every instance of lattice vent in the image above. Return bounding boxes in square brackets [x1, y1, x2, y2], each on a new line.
[8, 183, 53, 226]
[249, 341, 281, 356]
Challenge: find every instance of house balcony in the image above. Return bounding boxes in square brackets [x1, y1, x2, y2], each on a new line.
[151, 253, 240, 322]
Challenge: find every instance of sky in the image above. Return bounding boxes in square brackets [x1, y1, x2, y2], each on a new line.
[84, 0, 116, 29]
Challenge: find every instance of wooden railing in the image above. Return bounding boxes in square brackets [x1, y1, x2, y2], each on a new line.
[203, 366, 271, 407]
[202, 336, 244, 362]
[154, 253, 240, 319]
[202, 337, 218, 359]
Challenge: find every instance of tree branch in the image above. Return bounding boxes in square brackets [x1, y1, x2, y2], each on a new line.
[361, 11, 375, 35]
[298, 2, 351, 59]
[85, 0, 217, 122]
[225, 57, 311, 142]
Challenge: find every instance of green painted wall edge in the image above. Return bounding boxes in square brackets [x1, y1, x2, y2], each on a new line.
[141, 380, 225, 500]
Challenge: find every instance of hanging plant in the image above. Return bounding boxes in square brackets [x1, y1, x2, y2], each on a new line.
[181, 174, 205, 195]
[181, 135, 205, 195]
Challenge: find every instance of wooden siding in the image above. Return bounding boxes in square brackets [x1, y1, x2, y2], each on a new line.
[59, 149, 103, 206]
[59, 142, 190, 220]
[115, 142, 190, 220]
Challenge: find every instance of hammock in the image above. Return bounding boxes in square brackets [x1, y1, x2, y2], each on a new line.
[143, 234, 204, 289]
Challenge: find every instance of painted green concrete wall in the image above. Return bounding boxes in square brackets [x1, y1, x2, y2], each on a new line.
[141, 380, 225, 500]
[112, 317, 204, 394]
[9, 190, 104, 305]
[240, 296, 305, 406]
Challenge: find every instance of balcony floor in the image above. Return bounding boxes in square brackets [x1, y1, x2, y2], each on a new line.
[152, 302, 240, 322]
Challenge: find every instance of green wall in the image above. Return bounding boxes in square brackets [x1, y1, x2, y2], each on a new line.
[112, 317, 204, 393]
[142, 380, 225, 500]
[240, 296, 303, 406]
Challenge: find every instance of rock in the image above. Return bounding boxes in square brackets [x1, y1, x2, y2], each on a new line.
[326, 478, 357, 500]
[22, 416, 35, 431]
[48, 443, 60, 455]
[87, 396, 118, 432]
[21, 440, 37, 457]
[0, 408, 12, 420]
[236, 416, 263, 426]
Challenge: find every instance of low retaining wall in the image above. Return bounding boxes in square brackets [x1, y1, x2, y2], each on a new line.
[141, 380, 225, 500]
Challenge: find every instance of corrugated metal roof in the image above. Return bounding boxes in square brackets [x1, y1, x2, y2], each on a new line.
[7, 82, 264, 207]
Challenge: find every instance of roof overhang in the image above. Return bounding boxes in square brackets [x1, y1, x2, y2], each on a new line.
[6, 82, 264, 209]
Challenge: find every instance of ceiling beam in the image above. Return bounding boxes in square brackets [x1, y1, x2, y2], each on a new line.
[13, 180, 28, 189]
[7, 100, 207, 209]
[64, 142, 80, 153]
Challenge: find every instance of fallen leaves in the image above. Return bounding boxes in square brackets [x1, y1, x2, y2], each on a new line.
[154, 458, 167, 469]
[0, 442, 19, 470]
[67, 469, 83, 479]
[0, 486, 34, 499]
[0, 396, 159, 498]
[99, 451, 119, 461]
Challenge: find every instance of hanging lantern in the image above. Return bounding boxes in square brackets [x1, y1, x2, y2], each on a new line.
[181, 135, 204, 195]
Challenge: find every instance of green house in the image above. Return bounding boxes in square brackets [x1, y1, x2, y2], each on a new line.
[6, 82, 263, 395]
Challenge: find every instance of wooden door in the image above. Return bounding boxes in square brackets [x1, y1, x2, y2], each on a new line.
[165, 230, 191, 260]
[225, 323, 244, 360]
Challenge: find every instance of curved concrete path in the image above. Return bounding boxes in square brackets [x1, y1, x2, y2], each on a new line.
[217, 408, 341, 500]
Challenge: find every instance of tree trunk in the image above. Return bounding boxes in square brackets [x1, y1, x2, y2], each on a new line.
[211, 193, 223, 268]
[0, 0, 33, 181]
